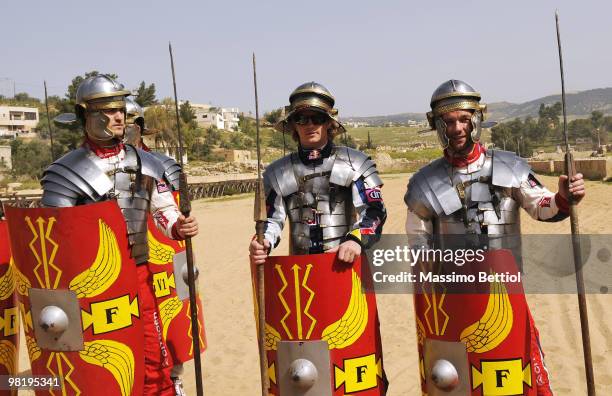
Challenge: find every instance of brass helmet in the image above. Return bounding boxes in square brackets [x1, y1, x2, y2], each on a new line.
[75, 75, 130, 115]
[274, 81, 346, 136]
[426, 79, 487, 149]
[75, 75, 130, 142]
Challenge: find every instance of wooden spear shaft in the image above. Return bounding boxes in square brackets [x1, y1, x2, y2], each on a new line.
[555, 11, 596, 395]
[169, 42, 204, 396]
[252, 52, 270, 396]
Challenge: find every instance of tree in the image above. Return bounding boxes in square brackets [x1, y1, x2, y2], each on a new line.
[10, 139, 52, 179]
[135, 81, 157, 107]
[179, 100, 196, 126]
[537, 102, 561, 139]
[590, 111, 604, 147]
[264, 108, 283, 125]
[491, 123, 512, 150]
[14, 92, 40, 103]
[568, 118, 593, 140]
[205, 126, 222, 147]
[491, 119, 533, 157]
[269, 130, 297, 151]
[339, 133, 358, 149]
[238, 114, 255, 137]
[366, 131, 377, 149]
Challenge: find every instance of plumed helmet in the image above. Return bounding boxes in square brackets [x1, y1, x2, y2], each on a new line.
[426, 79, 487, 149]
[274, 81, 346, 136]
[75, 74, 130, 118]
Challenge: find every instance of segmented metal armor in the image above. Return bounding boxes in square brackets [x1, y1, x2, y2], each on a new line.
[264, 144, 386, 255]
[405, 80, 560, 395]
[41, 74, 180, 265]
[41, 145, 171, 264]
[406, 80, 569, 242]
[150, 152, 181, 191]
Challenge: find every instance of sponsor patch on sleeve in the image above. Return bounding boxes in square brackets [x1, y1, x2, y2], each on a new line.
[528, 174, 542, 188]
[365, 187, 383, 202]
[156, 181, 170, 193]
[360, 219, 381, 235]
[538, 196, 552, 208]
[153, 212, 169, 229]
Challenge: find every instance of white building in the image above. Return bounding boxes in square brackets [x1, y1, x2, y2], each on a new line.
[0, 106, 39, 137]
[221, 107, 240, 131]
[189, 103, 240, 131]
[344, 121, 370, 128]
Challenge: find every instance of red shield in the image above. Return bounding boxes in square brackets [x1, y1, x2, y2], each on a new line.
[261, 253, 385, 395]
[414, 249, 535, 395]
[0, 219, 19, 386]
[146, 191, 206, 364]
[5, 201, 144, 396]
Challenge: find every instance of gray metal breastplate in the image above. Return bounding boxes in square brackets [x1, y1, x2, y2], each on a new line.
[407, 150, 530, 238]
[41, 146, 154, 264]
[86, 147, 153, 264]
[432, 155, 521, 236]
[285, 153, 354, 255]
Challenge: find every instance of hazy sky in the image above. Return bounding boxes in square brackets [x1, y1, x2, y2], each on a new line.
[3, 0, 611, 116]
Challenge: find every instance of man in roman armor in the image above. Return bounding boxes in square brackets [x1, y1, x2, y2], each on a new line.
[249, 81, 387, 263]
[249, 82, 389, 395]
[404, 79, 585, 395]
[40, 75, 198, 395]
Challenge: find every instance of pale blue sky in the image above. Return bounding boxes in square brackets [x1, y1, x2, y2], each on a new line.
[3, 0, 611, 116]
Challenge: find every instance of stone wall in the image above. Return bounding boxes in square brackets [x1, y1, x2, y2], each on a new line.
[529, 158, 611, 180]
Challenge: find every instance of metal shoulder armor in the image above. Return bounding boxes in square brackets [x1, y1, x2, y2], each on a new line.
[41, 147, 113, 207]
[490, 149, 531, 188]
[404, 166, 438, 220]
[263, 154, 298, 198]
[132, 146, 166, 183]
[149, 151, 182, 191]
[330, 146, 383, 187]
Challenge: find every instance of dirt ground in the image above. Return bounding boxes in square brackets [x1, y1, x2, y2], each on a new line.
[16, 174, 612, 395]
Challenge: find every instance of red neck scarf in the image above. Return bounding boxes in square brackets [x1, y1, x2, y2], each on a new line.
[83, 137, 124, 158]
[444, 143, 484, 167]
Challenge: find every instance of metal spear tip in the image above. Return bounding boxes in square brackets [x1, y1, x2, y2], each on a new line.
[53, 113, 78, 126]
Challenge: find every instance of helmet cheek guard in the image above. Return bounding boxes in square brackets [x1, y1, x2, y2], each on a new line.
[470, 110, 482, 143]
[85, 110, 116, 142]
[434, 118, 449, 149]
[74, 74, 130, 142]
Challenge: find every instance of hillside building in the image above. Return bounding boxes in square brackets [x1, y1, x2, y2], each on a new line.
[190, 103, 240, 131]
[0, 106, 39, 137]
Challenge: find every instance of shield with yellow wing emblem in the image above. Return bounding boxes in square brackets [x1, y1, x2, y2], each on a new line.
[259, 253, 386, 395]
[0, 219, 19, 394]
[4, 201, 144, 396]
[413, 249, 535, 396]
[146, 190, 206, 364]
